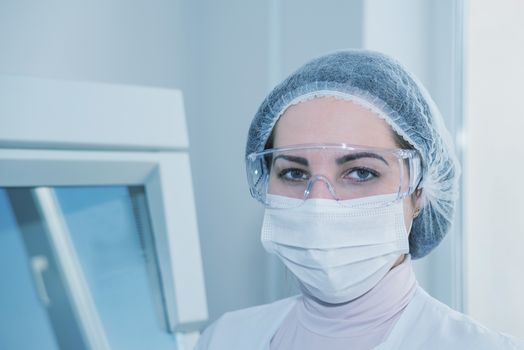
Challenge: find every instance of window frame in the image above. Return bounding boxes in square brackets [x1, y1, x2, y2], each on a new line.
[0, 76, 208, 345]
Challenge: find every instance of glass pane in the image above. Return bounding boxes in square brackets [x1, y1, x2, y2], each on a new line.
[55, 186, 175, 349]
[0, 186, 177, 350]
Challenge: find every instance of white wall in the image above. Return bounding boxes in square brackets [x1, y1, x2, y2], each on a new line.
[0, 0, 186, 88]
[465, 0, 524, 338]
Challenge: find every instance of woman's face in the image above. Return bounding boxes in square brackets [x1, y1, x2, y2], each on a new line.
[271, 97, 420, 234]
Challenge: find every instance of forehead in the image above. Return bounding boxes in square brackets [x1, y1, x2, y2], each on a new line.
[272, 97, 397, 149]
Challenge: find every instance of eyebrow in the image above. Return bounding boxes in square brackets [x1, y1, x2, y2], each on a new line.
[336, 152, 389, 165]
[273, 155, 309, 166]
[272, 152, 389, 167]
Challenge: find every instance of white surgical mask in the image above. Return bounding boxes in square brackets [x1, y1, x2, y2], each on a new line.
[261, 193, 410, 304]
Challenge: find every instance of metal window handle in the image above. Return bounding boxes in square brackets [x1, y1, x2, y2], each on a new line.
[31, 255, 51, 306]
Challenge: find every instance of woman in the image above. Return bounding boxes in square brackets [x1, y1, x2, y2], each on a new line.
[196, 50, 523, 349]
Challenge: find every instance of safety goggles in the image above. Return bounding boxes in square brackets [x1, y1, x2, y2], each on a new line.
[246, 143, 422, 209]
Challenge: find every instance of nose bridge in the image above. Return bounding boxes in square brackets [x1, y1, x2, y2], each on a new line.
[305, 175, 337, 200]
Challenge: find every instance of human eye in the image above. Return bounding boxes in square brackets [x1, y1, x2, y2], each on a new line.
[278, 168, 310, 182]
[343, 167, 380, 182]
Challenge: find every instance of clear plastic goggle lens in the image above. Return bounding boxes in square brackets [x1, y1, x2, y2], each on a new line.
[246, 144, 422, 208]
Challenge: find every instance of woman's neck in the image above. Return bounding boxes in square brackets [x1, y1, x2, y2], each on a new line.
[296, 254, 417, 338]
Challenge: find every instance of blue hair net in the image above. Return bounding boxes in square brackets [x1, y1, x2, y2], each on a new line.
[246, 49, 460, 259]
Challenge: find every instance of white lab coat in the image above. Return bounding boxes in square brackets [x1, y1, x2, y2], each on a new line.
[195, 286, 523, 349]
